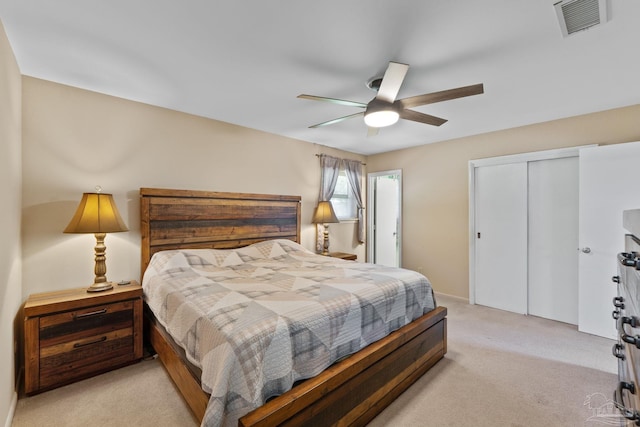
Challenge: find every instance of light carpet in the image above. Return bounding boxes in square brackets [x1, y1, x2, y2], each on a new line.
[12, 294, 620, 427]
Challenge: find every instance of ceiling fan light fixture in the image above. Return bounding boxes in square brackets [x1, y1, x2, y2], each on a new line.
[299, 61, 484, 131]
[364, 100, 399, 128]
[364, 110, 399, 128]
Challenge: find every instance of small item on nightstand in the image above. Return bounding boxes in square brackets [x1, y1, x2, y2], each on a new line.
[118, 280, 131, 286]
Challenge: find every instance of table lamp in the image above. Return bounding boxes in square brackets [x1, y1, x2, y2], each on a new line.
[312, 201, 339, 255]
[64, 187, 128, 292]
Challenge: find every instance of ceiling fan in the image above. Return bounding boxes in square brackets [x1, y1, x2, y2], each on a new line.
[298, 61, 484, 133]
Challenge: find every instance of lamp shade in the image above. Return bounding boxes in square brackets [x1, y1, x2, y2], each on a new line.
[64, 193, 128, 234]
[312, 201, 339, 224]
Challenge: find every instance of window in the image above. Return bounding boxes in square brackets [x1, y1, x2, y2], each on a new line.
[331, 170, 357, 220]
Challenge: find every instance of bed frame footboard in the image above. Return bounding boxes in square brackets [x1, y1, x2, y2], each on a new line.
[239, 306, 447, 427]
[145, 305, 446, 427]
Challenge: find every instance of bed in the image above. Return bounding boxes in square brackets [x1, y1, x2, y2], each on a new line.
[140, 187, 447, 427]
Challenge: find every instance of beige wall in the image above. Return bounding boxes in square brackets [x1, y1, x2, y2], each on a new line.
[0, 19, 22, 427]
[367, 105, 640, 299]
[18, 72, 640, 304]
[21, 77, 366, 298]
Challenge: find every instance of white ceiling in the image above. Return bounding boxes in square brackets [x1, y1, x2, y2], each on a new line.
[1, 1, 639, 155]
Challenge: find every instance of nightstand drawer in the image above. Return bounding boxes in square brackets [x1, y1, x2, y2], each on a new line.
[24, 282, 143, 394]
[38, 301, 135, 390]
[40, 300, 134, 344]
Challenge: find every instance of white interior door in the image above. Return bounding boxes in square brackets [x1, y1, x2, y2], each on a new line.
[579, 142, 640, 338]
[375, 175, 400, 266]
[528, 157, 579, 325]
[367, 170, 402, 267]
[474, 163, 528, 314]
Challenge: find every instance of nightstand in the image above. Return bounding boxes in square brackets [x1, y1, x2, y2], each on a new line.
[327, 252, 357, 261]
[24, 281, 143, 395]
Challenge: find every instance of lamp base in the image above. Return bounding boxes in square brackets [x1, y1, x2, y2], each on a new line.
[86, 282, 114, 293]
[321, 225, 330, 255]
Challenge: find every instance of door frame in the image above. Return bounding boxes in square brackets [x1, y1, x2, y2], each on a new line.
[468, 145, 595, 304]
[367, 169, 402, 265]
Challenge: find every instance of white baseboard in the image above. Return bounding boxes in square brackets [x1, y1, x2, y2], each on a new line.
[4, 391, 17, 427]
[434, 291, 469, 304]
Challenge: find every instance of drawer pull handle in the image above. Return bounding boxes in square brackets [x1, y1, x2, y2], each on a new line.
[612, 343, 626, 360]
[73, 336, 107, 348]
[620, 317, 640, 349]
[620, 316, 640, 328]
[618, 252, 639, 267]
[613, 309, 621, 320]
[614, 296, 625, 309]
[74, 309, 107, 319]
[614, 381, 640, 423]
[621, 332, 640, 349]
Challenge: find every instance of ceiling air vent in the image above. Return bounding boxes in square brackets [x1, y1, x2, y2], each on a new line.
[554, 0, 608, 37]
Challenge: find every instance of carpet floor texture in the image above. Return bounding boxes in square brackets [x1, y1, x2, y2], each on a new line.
[12, 294, 620, 427]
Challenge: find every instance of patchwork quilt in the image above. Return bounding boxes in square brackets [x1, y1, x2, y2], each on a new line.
[142, 239, 436, 427]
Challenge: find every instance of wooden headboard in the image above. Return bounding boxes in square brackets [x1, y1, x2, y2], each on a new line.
[140, 188, 301, 274]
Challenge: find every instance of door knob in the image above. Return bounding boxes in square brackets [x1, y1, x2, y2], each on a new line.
[581, 247, 591, 254]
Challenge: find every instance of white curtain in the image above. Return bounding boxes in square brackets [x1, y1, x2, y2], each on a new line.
[343, 159, 365, 243]
[319, 154, 341, 201]
[317, 155, 342, 251]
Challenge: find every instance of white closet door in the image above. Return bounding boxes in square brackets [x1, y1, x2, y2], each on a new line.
[579, 142, 640, 338]
[528, 157, 579, 325]
[475, 163, 528, 314]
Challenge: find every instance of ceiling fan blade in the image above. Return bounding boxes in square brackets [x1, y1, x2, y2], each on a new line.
[298, 94, 367, 108]
[375, 62, 409, 103]
[399, 109, 448, 127]
[367, 127, 379, 137]
[399, 83, 484, 109]
[309, 112, 364, 128]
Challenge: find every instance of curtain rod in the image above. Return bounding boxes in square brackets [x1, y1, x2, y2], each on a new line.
[315, 154, 366, 165]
